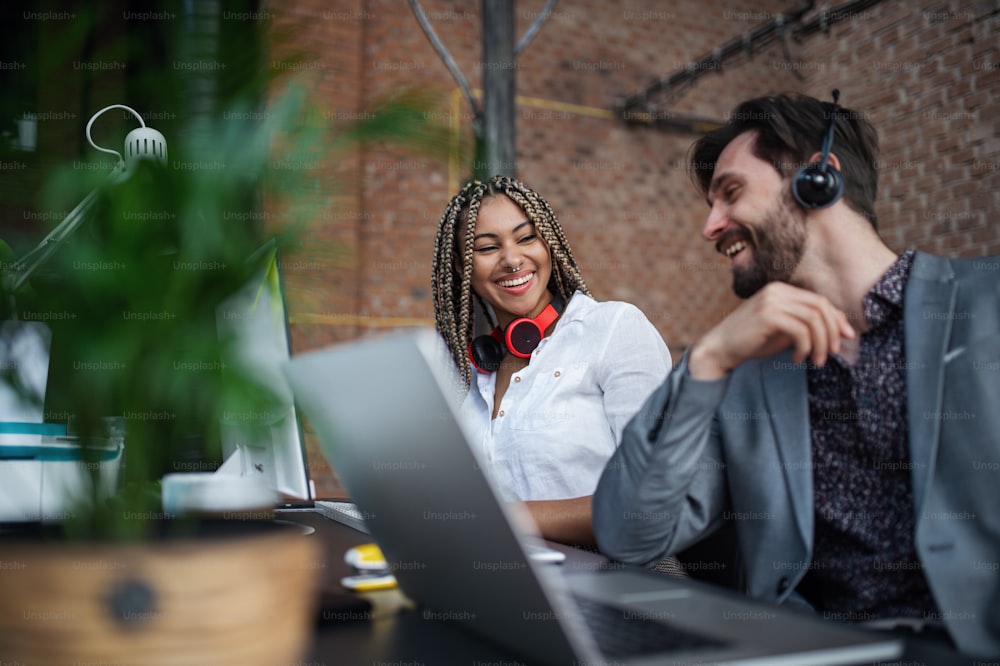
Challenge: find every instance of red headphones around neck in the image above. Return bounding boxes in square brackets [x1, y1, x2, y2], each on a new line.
[468, 296, 564, 374]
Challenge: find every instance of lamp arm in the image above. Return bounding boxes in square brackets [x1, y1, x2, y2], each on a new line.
[4, 165, 122, 295]
[2, 104, 163, 303]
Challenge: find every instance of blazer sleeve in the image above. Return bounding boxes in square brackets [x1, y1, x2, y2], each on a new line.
[592, 351, 731, 567]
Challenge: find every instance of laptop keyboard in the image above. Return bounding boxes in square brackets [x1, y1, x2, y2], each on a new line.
[314, 501, 723, 658]
[572, 595, 726, 659]
[314, 501, 371, 534]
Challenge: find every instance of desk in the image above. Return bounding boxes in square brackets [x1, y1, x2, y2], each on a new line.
[284, 511, 982, 666]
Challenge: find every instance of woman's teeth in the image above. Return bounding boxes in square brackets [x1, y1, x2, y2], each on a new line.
[498, 272, 532, 287]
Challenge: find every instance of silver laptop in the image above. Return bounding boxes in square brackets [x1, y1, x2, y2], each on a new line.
[284, 329, 903, 666]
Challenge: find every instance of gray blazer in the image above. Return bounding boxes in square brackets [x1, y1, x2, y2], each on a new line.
[593, 252, 1000, 657]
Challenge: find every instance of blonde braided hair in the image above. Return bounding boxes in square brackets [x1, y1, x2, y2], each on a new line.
[431, 175, 590, 389]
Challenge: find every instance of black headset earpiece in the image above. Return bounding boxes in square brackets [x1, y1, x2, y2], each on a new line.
[469, 330, 505, 374]
[468, 296, 564, 374]
[792, 89, 845, 210]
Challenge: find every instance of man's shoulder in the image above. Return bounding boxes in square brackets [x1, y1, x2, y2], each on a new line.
[904, 253, 999, 349]
[909, 252, 1000, 319]
[949, 254, 1000, 285]
[911, 251, 1000, 284]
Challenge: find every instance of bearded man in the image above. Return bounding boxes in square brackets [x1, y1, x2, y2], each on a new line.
[593, 92, 1000, 659]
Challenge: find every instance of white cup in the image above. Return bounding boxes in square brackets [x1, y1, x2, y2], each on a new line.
[161, 472, 278, 516]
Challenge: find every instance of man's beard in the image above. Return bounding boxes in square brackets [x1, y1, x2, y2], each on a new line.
[729, 193, 809, 299]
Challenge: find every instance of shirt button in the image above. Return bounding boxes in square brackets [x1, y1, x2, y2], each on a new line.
[498, 410, 505, 417]
[514, 376, 521, 383]
[553, 371, 561, 377]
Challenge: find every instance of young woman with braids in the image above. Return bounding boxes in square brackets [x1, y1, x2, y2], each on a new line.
[431, 175, 672, 545]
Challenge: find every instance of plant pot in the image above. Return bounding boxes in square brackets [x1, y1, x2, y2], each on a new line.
[0, 519, 321, 665]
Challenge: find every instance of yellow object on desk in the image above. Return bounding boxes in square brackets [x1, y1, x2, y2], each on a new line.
[342, 543, 398, 591]
[344, 542, 389, 571]
[340, 573, 398, 591]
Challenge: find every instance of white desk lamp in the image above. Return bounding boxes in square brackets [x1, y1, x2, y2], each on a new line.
[3, 104, 168, 297]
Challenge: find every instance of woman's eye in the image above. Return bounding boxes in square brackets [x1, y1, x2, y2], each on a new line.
[474, 245, 497, 253]
[518, 234, 536, 244]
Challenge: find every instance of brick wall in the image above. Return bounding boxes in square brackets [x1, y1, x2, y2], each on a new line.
[278, 0, 999, 360]
[267, 0, 1000, 496]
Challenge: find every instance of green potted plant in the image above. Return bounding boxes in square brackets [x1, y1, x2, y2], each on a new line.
[0, 80, 330, 664]
[0, 65, 447, 659]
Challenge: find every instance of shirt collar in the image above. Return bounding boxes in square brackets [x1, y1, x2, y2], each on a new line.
[863, 249, 916, 328]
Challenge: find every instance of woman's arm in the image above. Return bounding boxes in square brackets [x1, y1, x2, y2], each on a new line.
[520, 495, 595, 545]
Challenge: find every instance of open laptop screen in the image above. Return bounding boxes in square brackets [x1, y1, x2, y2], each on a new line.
[215, 241, 310, 500]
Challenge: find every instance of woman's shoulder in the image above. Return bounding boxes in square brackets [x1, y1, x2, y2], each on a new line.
[565, 291, 650, 325]
[566, 292, 652, 330]
[561, 293, 670, 368]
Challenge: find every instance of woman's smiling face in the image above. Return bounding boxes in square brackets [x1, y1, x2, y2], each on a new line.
[467, 194, 553, 327]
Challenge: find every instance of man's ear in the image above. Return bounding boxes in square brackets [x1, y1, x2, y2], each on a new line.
[793, 150, 845, 210]
[805, 151, 842, 172]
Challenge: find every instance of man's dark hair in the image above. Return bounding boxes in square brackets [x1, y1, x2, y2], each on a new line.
[689, 93, 881, 228]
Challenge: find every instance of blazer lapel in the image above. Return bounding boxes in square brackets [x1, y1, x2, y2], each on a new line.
[904, 253, 956, 515]
[760, 352, 812, 547]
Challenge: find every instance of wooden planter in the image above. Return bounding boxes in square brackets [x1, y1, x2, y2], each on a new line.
[0, 520, 321, 665]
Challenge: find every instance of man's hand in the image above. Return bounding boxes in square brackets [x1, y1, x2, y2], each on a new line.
[688, 282, 855, 381]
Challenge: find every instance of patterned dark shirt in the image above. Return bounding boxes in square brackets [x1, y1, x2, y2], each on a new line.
[797, 250, 939, 621]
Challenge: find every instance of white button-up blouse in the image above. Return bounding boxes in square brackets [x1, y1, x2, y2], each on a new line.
[460, 291, 672, 501]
